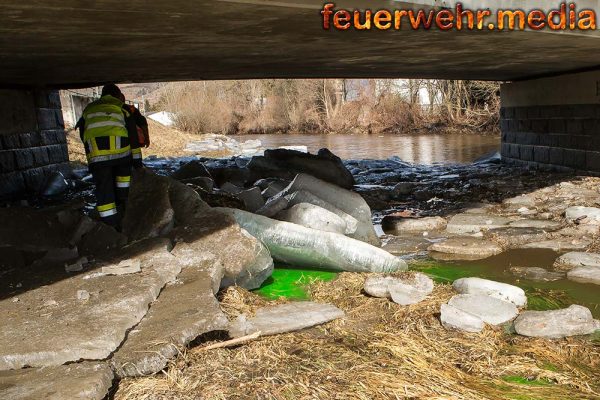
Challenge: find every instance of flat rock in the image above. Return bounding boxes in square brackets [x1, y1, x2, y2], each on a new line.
[0, 238, 180, 370]
[229, 301, 345, 338]
[381, 216, 447, 234]
[520, 239, 590, 252]
[428, 237, 503, 260]
[448, 294, 518, 325]
[171, 160, 212, 181]
[509, 266, 564, 282]
[508, 219, 562, 230]
[446, 213, 512, 234]
[565, 206, 600, 225]
[0, 362, 113, 400]
[364, 273, 434, 305]
[567, 266, 600, 285]
[111, 262, 228, 377]
[452, 277, 527, 307]
[485, 227, 548, 248]
[503, 195, 536, 207]
[440, 303, 484, 333]
[381, 234, 435, 256]
[554, 251, 600, 271]
[100, 259, 141, 276]
[514, 305, 600, 339]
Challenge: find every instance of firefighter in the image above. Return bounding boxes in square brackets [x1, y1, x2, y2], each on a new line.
[78, 84, 136, 227]
[120, 94, 150, 169]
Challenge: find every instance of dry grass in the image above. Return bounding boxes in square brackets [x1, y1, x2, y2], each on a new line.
[115, 273, 600, 400]
[67, 120, 202, 166]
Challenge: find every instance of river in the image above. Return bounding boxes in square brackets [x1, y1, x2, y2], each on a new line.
[234, 133, 499, 163]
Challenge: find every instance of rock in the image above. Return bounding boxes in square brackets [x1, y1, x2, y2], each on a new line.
[100, 259, 141, 276]
[509, 266, 564, 282]
[448, 294, 518, 325]
[452, 277, 527, 307]
[68, 215, 97, 246]
[364, 273, 433, 306]
[247, 148, 355, 189]
[31, 246, 79, 268]
[236, 187, 265, 212]
[261, 180, 290, 198]
[65, 257, 88, 273]
[391, 182, 417, 196]
[440, 303, 484, 333]
[520, 239, 590, 252]
[172, 209, 274, 291]
[220, 182, 244, 194]
[123, 169, 175, 241]
[381, 234, 435, 255]
[428, 237, 502, 260]
[0, 238, 181, 370]
[554, 251, 600, 271]
[446, 213, 512, 234]
[514, 305, 600, 339]
[503, 194, 536, 208]
[229, 302, 345, 338]
[486, 227, 548, 248]
[168, 178, 211, 224]
[567, 266, 600, 285]
[78, 223, 127, 257]
[276, 203, 347, 235]
[0, 362, 114, 400]
[206, 166, 251, 188]
[76, 289, 90, 301]
[171, 160, 212, 181]
[285, 190, 358, 235]
[508, 219, 562, 230]
[181, 176, 214, 192]
[111, 263, 228, 377]
[565, 206, 600, 225]
[219, 207, 407, 273]
[381, 216, 447, 234]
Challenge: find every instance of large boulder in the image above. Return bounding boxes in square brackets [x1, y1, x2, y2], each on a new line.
[218, 207, 406, 273]
[276, 203, 347, 234]
[171, 209, 274, 290]
[514, 305, 600, 339]
[452, 277, 527, 307]
[447, 294, 518, 325]
[247, 148, 355, 189]
[229, 302, 345, 338]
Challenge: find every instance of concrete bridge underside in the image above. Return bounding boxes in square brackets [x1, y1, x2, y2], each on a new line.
[1, 0, 600, 199]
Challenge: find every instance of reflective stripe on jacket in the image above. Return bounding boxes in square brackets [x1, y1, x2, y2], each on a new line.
[82, 95, 131, 164]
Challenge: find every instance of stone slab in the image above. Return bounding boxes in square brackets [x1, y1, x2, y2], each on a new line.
[446, 213, 512, 234]
[111, 262, 228, 377]
[508, 219, 562, 230]
[514, 305, 600, 339]
[453, 277, 527, 307]
[428, 237, 503, 260]
[520, 239, 590, 252]
[448, 294, 518, 325]
[567, 266, 600, 285]
[0, 362, 113, 400]
[229, 302, 344, 338]
[0, 238, 180, 370]
[554, 251, 600, 271]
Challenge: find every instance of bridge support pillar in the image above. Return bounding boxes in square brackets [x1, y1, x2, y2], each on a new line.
[500, 70, 600, 174]
[0, 89, 70, 200]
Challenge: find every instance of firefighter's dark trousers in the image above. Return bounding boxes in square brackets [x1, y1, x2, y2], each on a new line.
[89, 158, 132, 227]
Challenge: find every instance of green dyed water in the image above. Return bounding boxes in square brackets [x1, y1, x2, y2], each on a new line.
[411, 248, 600, 318]
[254, 266, 338, 300]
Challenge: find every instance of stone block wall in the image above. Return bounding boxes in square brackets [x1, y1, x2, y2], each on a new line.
[500, 70, 600, 174]
[500, 104, 600, 173]
[0, 89, 70, 200]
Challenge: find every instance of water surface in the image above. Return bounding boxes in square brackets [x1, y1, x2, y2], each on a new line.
[235, 133, 499, 164]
